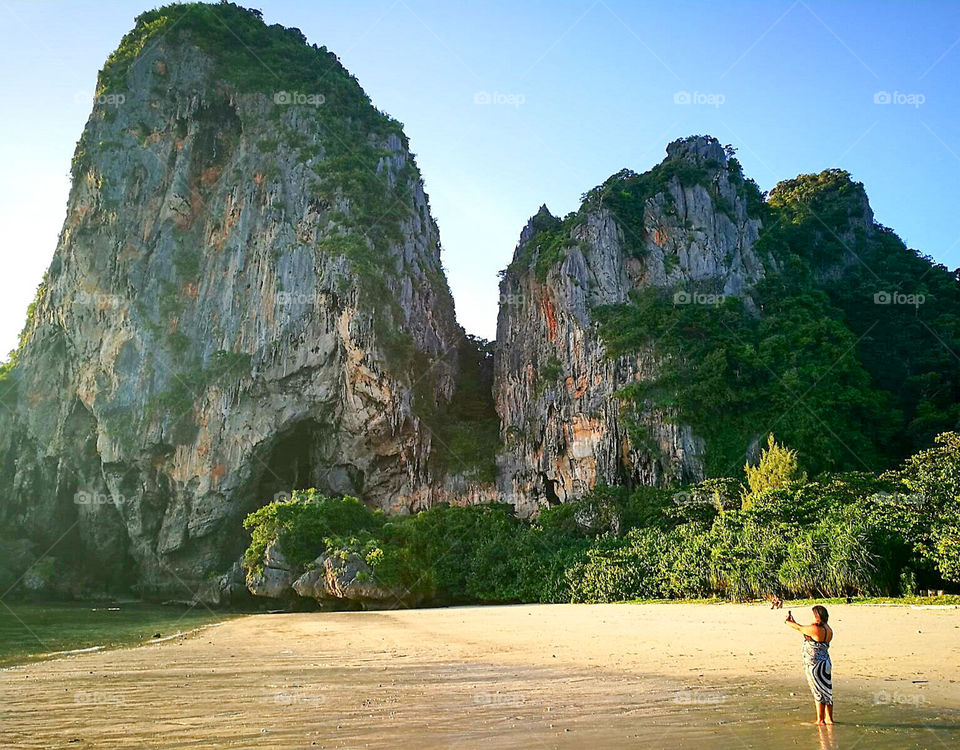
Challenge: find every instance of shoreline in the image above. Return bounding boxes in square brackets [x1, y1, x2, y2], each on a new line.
[1, 595, 957, 670]
[0, 620, 232, 672]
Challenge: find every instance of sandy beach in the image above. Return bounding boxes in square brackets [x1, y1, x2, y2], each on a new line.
[2, 602, 958, 748]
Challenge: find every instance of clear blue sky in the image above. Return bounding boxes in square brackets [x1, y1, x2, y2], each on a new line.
[1, 0, 958, 349]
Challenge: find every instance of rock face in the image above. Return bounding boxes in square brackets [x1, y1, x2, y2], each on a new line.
[245, 543, 295, 600]
[0, 5, 464, 596]
[494, 136, 770, 515]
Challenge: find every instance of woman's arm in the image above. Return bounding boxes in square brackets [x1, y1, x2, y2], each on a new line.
[785, 615, 824, 638]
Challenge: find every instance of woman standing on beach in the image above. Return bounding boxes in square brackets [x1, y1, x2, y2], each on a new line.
[786, 605, 834, 725]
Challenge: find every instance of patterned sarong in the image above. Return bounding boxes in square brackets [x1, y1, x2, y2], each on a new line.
[802, 639, 832, 705]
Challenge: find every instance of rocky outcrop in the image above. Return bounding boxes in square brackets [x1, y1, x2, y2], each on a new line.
[245, 544, 295, 600]
[193, 561, 249, 607]
[292, 553, 413, 608]
[494, 136, 770, 515]
[0, 5, 464, 597]
[241, 543, 414, 608]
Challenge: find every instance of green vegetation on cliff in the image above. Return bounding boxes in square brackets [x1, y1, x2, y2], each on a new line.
[429, 335, 501, 483]
[594, 167, 959, 475]
[500, 147, 956, 483]
[594, 284, 896, 476]
[101, 2, 398, 134]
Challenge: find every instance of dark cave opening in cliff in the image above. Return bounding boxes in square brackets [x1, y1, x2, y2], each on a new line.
[252, 420, 325, 506]
[539, 472, 562, 506]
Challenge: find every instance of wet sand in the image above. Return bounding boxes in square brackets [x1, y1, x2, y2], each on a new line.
[1, 602, 958, 748]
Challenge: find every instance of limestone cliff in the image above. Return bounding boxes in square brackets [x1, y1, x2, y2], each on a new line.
[494, 136, 771, 514]
[0, 4, 465, 596]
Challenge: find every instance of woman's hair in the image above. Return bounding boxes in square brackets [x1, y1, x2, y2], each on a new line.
[812, 605, 829, 623]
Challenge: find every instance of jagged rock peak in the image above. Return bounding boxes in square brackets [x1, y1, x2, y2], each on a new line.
[517, 204, 560, 247]
[664, 134, 728, 165]
[493, 134, 771, 513]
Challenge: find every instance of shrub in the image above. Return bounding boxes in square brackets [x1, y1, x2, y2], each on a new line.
[742, 434, 807, 508]
[896, 432, 960, 583]
[778, 505, 880, 597]
[567, 529, 670, 602]
[242, 491, 383, 575]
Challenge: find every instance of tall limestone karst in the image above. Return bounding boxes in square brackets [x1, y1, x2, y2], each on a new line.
[0, 3, 473, 596]
[495, 134, 960, 514]
[494, 136, 770, 513]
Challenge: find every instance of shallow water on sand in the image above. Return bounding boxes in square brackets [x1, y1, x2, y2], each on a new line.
[507, 700, 960, 749]
[0, 602, 227, 667]
[321, 663, 960, 749]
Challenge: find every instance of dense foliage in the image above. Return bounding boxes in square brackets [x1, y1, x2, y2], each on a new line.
[594, 285, 896, 475]
[428, 335, 501, 483]
[592, 167, 959, 475]
[243, 433, 959, 605]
